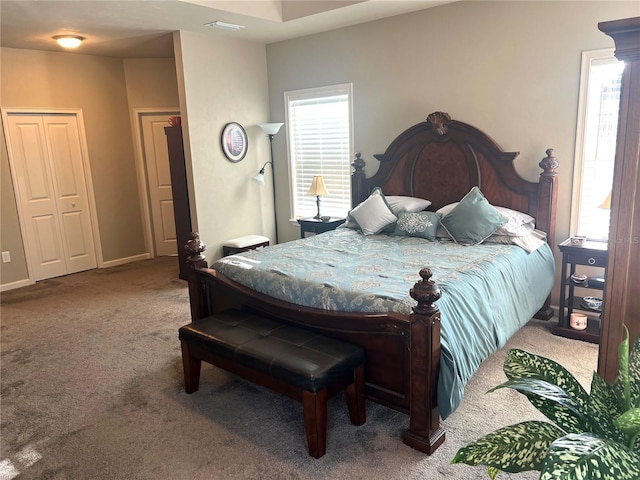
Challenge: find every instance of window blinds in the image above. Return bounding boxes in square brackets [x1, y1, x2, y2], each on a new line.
[287, 87, 352, 219]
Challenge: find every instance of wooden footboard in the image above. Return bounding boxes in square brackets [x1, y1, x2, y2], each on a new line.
[184, 232, 445, 454]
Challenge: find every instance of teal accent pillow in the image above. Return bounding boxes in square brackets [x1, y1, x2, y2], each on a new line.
[440, 187, 507, 245]
[392, 211, 442, 240]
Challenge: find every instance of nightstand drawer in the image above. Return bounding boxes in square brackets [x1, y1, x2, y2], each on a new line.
[566, 251, 607, 267]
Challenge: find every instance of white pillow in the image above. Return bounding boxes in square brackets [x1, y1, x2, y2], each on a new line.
[348, 189, 398, 235]
[493, 206, 536, 237]
[386, 196, 431, 214]
[484, 229, 547, 253]
[436, 203, 459, 216]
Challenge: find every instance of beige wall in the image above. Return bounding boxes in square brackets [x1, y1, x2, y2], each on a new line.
[174, 31, 271, 260]
[0, 124, 28, 286]
[0, 49, 180, 288]
[264, 0, 638, 304]
[123, 58, 179, 107]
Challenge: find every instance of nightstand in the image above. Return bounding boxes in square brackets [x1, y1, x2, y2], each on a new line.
[554, 238, 608, 344]
[298, 217, 345, 238]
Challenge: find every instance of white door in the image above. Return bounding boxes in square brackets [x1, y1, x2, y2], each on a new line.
[140, 114, 177, 257]
[6, 114, 97, 281]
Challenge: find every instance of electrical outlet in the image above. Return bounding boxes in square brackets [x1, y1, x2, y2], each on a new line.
[2, 251, 10, 263]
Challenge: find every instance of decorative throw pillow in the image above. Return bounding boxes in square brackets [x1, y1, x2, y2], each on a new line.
[348, 187, 397, 235]
[386, 196, 432, 214]
[440, 187, 507, 245]
[392, 211, 442, 240]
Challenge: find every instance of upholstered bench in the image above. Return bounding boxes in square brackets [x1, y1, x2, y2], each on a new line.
[178, 310, 366, 458]
[222, 235, 269, 256]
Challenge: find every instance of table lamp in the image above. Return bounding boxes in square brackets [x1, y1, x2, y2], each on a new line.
[306, 176, 329, 219]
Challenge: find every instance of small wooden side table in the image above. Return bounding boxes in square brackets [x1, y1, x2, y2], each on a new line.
[298, 218, 345, 238]
[554, 238, 608, 344]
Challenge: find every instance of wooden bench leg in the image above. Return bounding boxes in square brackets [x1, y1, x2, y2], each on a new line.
[181, 340, 201, 394]
[303, 389, 327, 458]
[344, 364, 366, 426]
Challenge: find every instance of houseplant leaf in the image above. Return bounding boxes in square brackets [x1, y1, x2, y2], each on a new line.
[619, 327, 631, 411]
[504, 349, 589, 409]
[452, 421, 564, 474]
[615, 408, 640, 451]
[490, 378, 586, 433]
[629, 336, 640, 408]
[609, 328, 640, 411]
[540, 432, 640, 480]
[588, 372, 629, 445]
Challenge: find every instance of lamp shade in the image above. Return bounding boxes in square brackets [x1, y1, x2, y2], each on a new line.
[258, 123, 284, 135]
[252, 172, 266, 185]
[306, 176, 329, 196]
[599, 191, 611, 210]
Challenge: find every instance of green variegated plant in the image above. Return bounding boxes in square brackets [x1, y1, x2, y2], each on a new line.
[452, 327, 640, 479]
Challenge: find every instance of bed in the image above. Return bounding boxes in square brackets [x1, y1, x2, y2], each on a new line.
[184, 111, 559, 454]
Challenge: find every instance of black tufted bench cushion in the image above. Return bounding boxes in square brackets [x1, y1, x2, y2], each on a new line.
[178, 309, 366, 458]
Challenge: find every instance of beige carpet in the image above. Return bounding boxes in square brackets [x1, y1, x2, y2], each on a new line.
[0, 257, 598, 480]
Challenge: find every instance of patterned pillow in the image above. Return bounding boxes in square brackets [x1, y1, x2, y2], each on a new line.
[392, 211, 442, 240]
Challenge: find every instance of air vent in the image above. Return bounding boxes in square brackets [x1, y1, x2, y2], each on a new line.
[205, 21, 245, 32]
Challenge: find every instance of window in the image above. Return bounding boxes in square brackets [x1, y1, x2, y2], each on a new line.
[284, 84, 353, 220]
[572, 49, 624, 241]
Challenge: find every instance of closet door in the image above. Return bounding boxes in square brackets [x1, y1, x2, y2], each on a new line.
[141, 114, 177, 257]
[6, 114, 96, 281]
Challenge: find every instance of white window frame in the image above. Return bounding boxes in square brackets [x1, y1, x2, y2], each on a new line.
[284, 83, 354, 222]
[571, 48, 623, 241]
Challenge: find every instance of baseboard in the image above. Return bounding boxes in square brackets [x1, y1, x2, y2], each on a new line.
[101, 253, 151, 269]
[1, 278, 34, 292]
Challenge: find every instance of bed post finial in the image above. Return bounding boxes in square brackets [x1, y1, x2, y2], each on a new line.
[539, 148, 559, 176]
[352, 152, 366, 172]
[185, 232, 207, 262]
[410, 268, 442, 315]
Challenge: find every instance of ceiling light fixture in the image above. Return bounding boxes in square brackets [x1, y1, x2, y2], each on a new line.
[205, 21, 245, 32]
[53, 35, 85, 49]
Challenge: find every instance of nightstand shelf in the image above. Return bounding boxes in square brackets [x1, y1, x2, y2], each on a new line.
[554, 238, 608, 344]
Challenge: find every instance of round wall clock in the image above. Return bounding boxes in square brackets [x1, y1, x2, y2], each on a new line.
[221, 122, 248, 163]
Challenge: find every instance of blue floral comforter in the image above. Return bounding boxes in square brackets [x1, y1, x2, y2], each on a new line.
[212, 228, 555, 418]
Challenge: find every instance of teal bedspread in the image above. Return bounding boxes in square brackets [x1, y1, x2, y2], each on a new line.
[212, 228, 555, 418]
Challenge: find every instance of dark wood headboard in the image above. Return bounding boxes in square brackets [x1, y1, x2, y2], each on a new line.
[351, 111, 558, 247]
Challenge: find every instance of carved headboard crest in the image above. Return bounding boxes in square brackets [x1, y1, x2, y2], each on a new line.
[426, 111, 452, 136]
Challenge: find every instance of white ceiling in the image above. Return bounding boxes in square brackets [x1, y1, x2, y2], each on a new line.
[0, 0, 456, 58]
